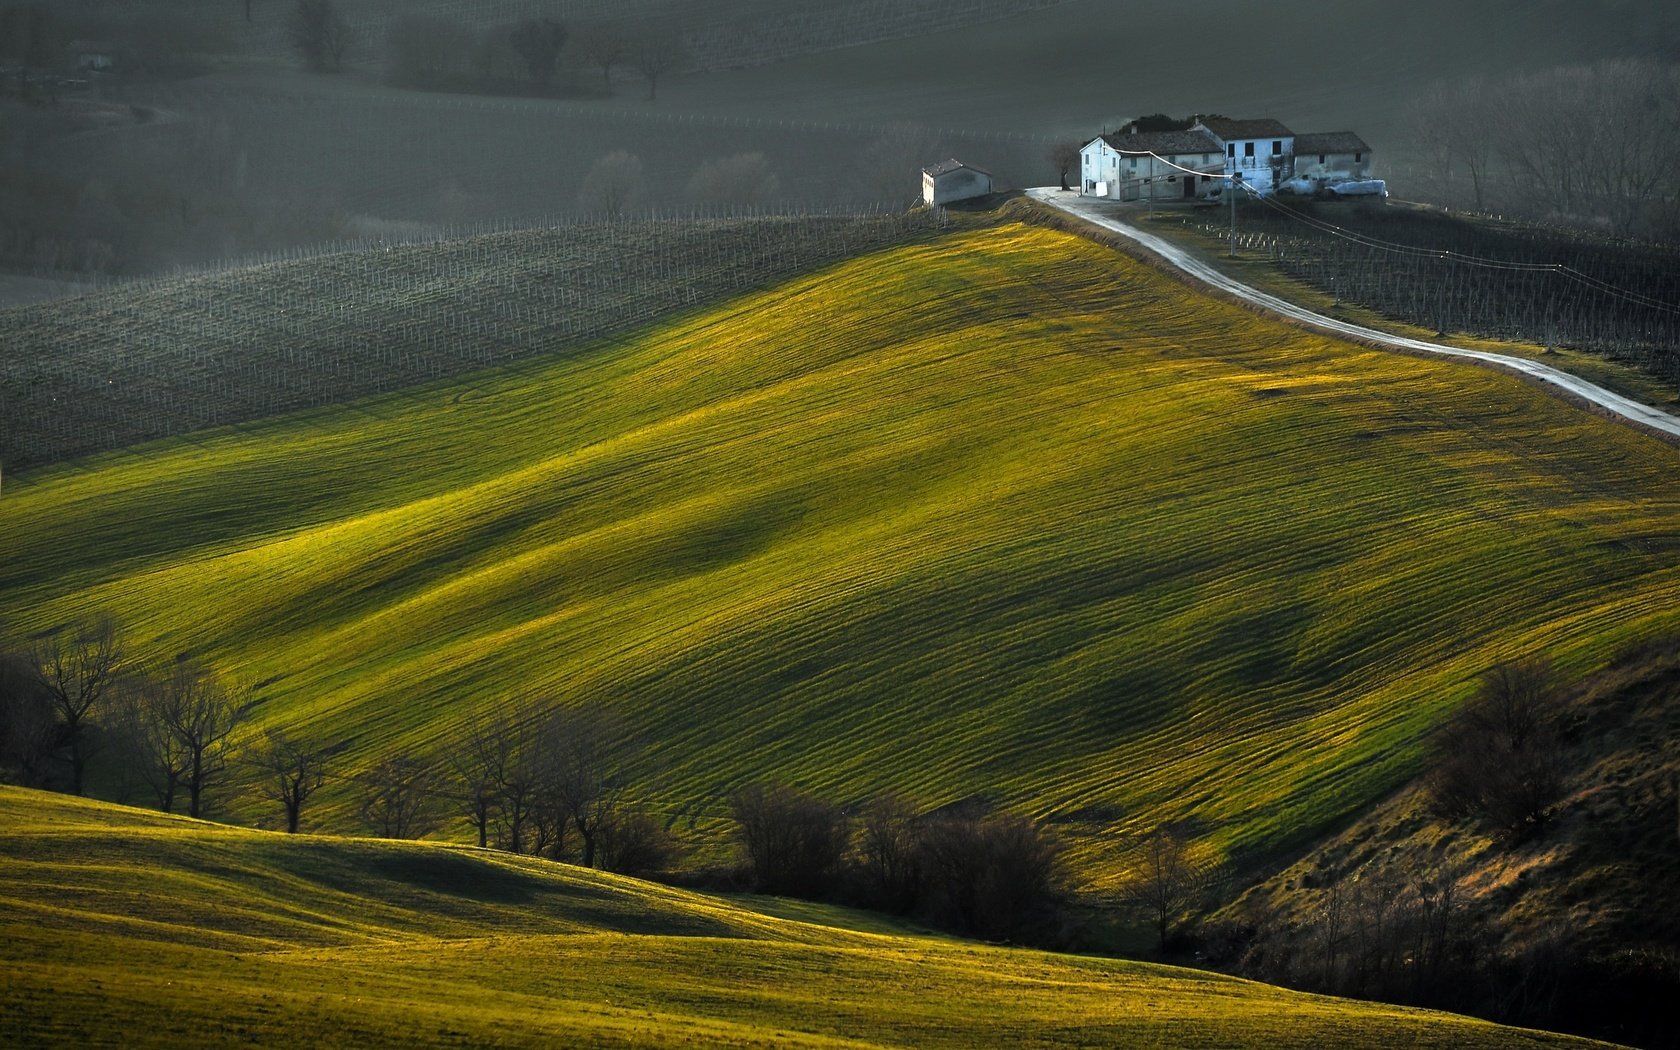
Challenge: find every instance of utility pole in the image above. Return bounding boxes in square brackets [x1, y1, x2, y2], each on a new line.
[1229, 172, 1241, 256]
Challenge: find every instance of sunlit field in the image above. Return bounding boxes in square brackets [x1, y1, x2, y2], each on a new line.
[0, 787, 1609, 1049]
[5, 221, 1676, 880]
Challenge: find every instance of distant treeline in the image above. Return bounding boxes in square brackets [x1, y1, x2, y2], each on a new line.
[1404, 61, 1680, 240]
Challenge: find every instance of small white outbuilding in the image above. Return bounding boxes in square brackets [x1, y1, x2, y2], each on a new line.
[922, 159, 993, 206]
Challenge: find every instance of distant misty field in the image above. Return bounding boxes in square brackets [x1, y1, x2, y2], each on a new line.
[10, 0, 1674, 285]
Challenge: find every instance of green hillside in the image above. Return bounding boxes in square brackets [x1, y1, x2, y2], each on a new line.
[3, 221, 1678, 880]
[0, 787, 1609, 1048]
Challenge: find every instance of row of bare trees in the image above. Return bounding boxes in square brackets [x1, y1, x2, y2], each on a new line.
[1406, 60, 1680, 238]
[0, 618, 673, 874]
[382, 13, 685, 100]
[0, 616, 323, 823]
[729, 783, 1076, 944]
[442, 701, 672, 874]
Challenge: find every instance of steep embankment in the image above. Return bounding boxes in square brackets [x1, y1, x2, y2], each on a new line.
[2, 222, 1677, 879]
[0, 787, 1610, 1048]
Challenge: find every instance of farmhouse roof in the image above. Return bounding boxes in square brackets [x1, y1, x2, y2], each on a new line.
[1196, 117, 1295, 141]
[923, 158, 992, 178]
[1100, 129, 1223, 157]
[1294, 131, 1371, 155]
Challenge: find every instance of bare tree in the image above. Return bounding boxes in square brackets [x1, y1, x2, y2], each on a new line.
[1122, 825, 1208, 952]
[540, 703, 626, 869]
[449, 711, 512, 848]
[578, 150, 645, 218]
[0, 646, 57, 788]
[686, 153, 780, 210]
[452, 703, 546, 853]
[288, 0, 354, 73]
[118, 672, 192, 811]
[157, 663, 247, 818]
[1048, 142, 1081, 192]
[576, 22, 629, 94]
[31, 616, 124, 796]
[360, 753, 441, 839]
[1406, 78, 1495, 213]
[630, 26, 685, 100]
[509, 17, 567, 88]
[856, 792, 923, 912]
[1427, 655, 1566, 840]
[257, 729, 329, 833]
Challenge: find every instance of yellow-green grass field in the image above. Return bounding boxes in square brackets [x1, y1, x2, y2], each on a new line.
[0, 787, 1610, 1048]
[3, 222, 1678, 879]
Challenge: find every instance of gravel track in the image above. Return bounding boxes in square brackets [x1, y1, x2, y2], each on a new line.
[1027, 188, 1680, 441]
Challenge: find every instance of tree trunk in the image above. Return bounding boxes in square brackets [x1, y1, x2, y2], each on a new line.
[285, 796, 301, 833]
[69, 736, 87, 796]
[189, 754, 203, 817]
[582, 829, 596, 868]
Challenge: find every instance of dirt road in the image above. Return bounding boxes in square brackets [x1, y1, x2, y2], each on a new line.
[1026, 188, 1680, 441]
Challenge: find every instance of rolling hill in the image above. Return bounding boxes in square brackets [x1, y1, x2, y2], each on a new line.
[0, 786, 1612, 1048]
[3, 217, 1677, 881]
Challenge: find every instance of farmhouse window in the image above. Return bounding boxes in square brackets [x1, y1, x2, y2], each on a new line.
[1318, 154, 1326, 163]
[1271, 140, 1282, 155]
[1228, 144, 1235, 158]
[1244, 142, 1255, 157]
[1355, 152, 1364, 162]
[1167, 155, 1176, 164]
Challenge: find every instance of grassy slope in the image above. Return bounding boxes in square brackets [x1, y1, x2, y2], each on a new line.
[1226, 637, 1680, 953]
[3, 222, 1678, 879]
[0, 786, 1609, 1049]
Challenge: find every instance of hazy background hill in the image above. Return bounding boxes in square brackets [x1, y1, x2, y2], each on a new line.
[3, 0, 1677, 295]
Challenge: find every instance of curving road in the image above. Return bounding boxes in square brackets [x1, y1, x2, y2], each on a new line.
[1026, 188, 1680, 441]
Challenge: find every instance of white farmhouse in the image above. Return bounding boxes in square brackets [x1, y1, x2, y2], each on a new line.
[922, 159, 994, 206]
[1193, 117, 1296, 194]
[1079, 128, 1225, 202]
[1291, 131, 1373, 186]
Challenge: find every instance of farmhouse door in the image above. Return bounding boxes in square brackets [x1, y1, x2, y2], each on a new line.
[1182, 176, 1196, 199]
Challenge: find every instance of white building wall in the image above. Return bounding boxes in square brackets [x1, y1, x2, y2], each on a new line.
[1293, 151, 1372, 184]
[1218, 135, 1295, 193]
[1080, 139, 1123, 199]
[926, 168, 991, 205]
[1116, 151, 1223, 202]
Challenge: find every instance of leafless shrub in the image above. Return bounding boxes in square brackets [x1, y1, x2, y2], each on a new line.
[1120, 824, 1211, 952]
[729, 781, 850, 897]
[1427, 656, 1566, 841]
[360, 752, 441, 840]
